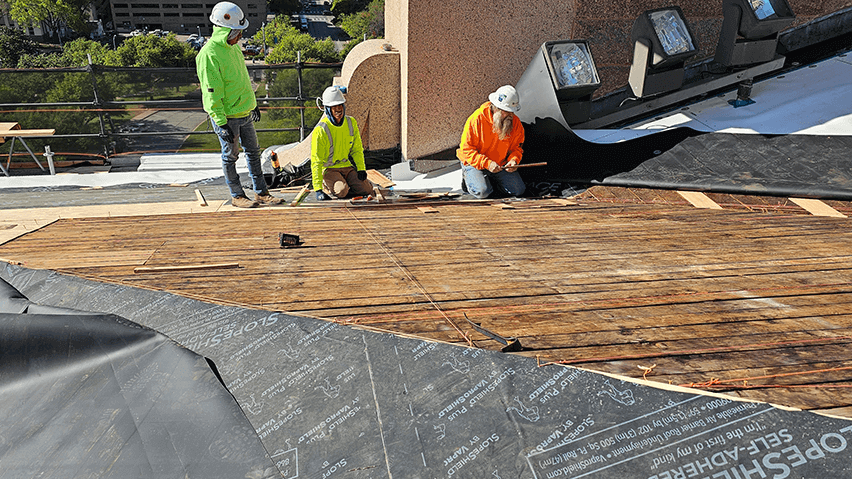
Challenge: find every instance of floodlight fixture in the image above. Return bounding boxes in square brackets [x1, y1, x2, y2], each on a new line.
[515, 40, 601, 128]
[543, 41, 601, 100]
[628, 6, 699, 98]
[715, 0, 795, 67]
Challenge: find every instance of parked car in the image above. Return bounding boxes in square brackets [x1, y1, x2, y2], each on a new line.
[243, 45, 262, 56]
[186, 35, 205, 50]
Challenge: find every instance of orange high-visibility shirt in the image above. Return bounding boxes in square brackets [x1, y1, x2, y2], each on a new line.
[456, 102, 524, 170]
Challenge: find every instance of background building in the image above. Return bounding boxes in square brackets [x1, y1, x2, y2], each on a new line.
[0, 12, 45, 37]
[110, 0, 263, 35]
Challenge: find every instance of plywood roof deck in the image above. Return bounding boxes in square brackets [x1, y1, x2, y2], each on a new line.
[3, 188, 852, 416]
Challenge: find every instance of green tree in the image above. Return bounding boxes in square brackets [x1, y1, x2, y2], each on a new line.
[1, 35, 199, 162]
[16, 53, 75, 68]
[58, 37, 116, 65]
[0, 27, 39, 67]
[6, 0, 92, 42]
[330, 0, 369, 16]
[112, 34, 196, 67]
[254, 17, 340, 63]
[17, 37, 116, 68]
[265, 35, 338, 63]
[336, 0, 384, 40]
[16, 35, 195, 69]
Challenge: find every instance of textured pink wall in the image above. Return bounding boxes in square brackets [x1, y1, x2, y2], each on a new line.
[386, 0, 852, 159]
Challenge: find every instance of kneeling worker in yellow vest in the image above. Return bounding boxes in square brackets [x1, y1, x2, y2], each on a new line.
[310, 85, 372, 200]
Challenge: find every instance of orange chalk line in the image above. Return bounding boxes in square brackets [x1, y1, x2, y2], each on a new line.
[536, 336, 852, 389]
[679, 365, 852, 389]
[537, 335, 852, 367]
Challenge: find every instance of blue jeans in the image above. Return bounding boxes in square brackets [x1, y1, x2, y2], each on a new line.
[213, 116, 266, 198]
[461, 164, 526, 199]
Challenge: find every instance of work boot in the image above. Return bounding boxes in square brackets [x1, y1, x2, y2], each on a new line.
[232, 195, 259, 208]
[255, 191, 284, 205]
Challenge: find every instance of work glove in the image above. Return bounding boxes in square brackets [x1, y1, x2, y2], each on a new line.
[487, 160, 503, 173]
[250, 106, 261, 123]
[315, 190, 331, 201]
[216, 123, 234, 143]
[357, 170, 367, 181]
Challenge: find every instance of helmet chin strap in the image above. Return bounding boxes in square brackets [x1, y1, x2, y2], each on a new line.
[325, 106, 345, 126]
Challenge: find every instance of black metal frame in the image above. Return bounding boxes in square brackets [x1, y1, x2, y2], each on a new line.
[0, 56, 342, 163]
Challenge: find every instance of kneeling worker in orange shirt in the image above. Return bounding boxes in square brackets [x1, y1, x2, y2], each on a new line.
[457, 85, 526, 199]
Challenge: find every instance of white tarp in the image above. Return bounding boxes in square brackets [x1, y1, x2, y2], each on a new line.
[576, 54, 852, 143]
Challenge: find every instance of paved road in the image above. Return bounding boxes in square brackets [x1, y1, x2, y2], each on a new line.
[122, 109, 210, 153]
[304, 14, 348, 41]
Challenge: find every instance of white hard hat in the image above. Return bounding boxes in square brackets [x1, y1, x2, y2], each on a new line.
[210, 1, 248, 30]
[320, 86, 346, 107]
[488, 85, 521, 112]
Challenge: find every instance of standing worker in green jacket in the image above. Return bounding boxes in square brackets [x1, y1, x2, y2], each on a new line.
[196, 1, 282, 208]
[310, 85, 372, 200]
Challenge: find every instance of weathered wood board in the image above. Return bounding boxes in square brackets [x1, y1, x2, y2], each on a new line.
[3, 194, 852, 415]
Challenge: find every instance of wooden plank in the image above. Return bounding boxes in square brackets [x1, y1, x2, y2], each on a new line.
[134, 263, 240, 273]
[366, 169, 395, 187]
[17, 249, 156, 269]
[0, 128, 55, 138]
[677, 190, 723, 209]
[789, 198, 847, 218]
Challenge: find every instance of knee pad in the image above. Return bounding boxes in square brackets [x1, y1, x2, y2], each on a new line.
[332, 181, 349, 198]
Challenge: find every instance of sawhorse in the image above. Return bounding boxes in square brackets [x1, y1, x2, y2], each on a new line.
[0, 122, 56, 176]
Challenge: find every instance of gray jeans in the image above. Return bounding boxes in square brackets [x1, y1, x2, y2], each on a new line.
[214, 116, 267, 198]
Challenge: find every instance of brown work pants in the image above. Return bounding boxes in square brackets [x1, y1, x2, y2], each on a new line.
[322, 166, 373, 199]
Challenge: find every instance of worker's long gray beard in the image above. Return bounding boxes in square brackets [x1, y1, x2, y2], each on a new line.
[492, 110, 513, 140]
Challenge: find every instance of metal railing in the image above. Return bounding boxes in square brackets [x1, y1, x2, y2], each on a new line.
[0, 54, 342, 163]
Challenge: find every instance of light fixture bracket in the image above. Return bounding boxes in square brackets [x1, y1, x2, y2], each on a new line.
[628, 7, 699, 98]
[714, 0, 795, 67]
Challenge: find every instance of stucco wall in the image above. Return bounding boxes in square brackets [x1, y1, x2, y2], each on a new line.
[385, 0, 852, 160]
[340, 40, 401, 151]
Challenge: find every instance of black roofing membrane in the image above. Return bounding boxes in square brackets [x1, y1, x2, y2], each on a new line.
[0, 283, 275, 477]
[602, 133, 852, 199]
[2, 263, 851, 478]
[522, 124, 852, 200]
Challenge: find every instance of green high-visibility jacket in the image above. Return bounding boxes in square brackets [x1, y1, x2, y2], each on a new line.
[196, 26, 256, 127]
[310, 114, 365, 191]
